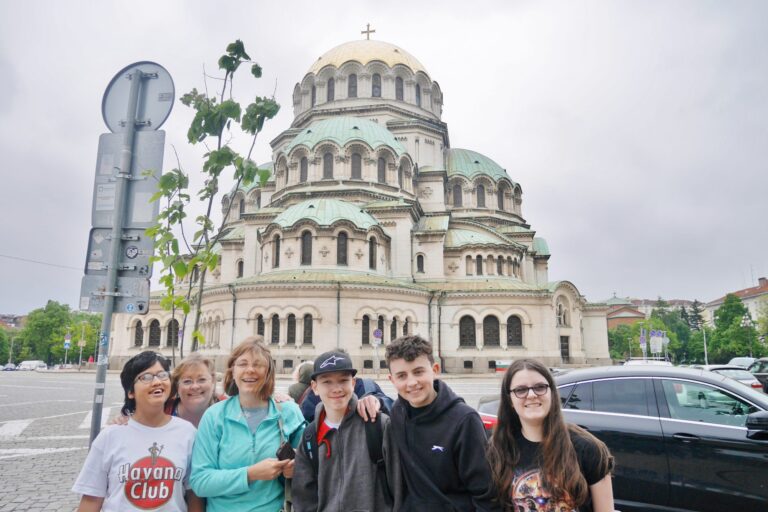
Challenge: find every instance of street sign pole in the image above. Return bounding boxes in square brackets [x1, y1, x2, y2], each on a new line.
[89, 68, 143, 446]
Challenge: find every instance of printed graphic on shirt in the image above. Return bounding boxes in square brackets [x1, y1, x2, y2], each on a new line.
[511, 469, 575, 512]
[118, 443, 185, 509]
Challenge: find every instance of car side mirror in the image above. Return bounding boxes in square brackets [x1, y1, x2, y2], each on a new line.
[746, 410, 768, 440]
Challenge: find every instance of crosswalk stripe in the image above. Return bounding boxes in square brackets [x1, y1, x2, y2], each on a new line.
[0, 419, 33, 437]
[78, 407, 111, 429]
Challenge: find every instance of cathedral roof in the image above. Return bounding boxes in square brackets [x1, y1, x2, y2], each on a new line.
[446, 148, 512, 182]
[284, 117, 407, 157]
[532, 237, 550, 256]
[307, 40, 428, 75]
[445, 228, 509, 248]
[272, 198, 379, 230]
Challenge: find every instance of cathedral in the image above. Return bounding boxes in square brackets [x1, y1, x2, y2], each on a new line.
[110, 37, 611, 372]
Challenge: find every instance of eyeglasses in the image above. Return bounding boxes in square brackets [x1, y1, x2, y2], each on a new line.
[510, 383, 550, 399]
[179, 377, 212, 387]
[135, 371, 171, 384]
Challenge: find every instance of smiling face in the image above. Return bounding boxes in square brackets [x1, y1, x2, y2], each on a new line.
[129, 361, 171, 413]
[176, 363, 215, 413]
[232, 352, 270, 397]
[311, 371, 355, 415]
[387, 355, 440, 408]
[509, 368, 552, 429]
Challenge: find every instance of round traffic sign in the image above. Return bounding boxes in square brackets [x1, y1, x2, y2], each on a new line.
[373, 329, 383, 338]
[102, 61, 175, 133]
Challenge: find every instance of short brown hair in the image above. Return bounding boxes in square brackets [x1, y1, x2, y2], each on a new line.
[223, 336, 275, 399]
[385, 335, 434, 364]
[169, 353, 217, 406]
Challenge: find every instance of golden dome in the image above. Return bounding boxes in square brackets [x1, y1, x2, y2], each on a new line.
[307, 40, 428, 75]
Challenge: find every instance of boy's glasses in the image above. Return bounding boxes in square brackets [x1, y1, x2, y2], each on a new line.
[135, 371, 171, 384]
[510, 383, 550, 399]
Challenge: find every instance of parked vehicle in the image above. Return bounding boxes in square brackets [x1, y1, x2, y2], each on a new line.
[691, 364, 764, 391]
[16, 360, 47, 371]
[2, 363, 16, 371]
[478, 365, 768, 512]
[623, 358, 673, 366]
[749, 358, 768, 392]
[729, 356, 757, 368]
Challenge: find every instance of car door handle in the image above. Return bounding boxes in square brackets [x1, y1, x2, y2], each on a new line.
[672, 433, 700, 443]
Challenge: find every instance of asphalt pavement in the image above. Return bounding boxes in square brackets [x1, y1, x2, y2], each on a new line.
[0, 369, 502, 510]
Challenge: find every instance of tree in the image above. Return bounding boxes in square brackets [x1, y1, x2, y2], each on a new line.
[608, 324, 633, 360]
[148, 40, 279, 359]
[708, 294, 763, 362]
[688, 300, 705, 330]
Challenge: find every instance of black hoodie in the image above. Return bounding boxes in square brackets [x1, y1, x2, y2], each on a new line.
[390, 379, 499, 512]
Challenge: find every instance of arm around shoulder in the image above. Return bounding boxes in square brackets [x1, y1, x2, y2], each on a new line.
[455, 412, 499, 511]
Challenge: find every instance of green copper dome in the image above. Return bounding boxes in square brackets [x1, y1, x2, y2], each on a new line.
[446, 148, 511, 182]
[272, 199, 379, 230]
[284, 117, 407, 157]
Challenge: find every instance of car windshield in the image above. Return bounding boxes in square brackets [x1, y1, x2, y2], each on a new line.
[714, 369, 756, 380]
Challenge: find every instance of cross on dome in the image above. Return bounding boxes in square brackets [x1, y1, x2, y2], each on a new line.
[361, 23, 376, 40]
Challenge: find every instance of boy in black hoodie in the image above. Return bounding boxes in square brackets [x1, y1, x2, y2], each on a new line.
[385, 335, 499, 511]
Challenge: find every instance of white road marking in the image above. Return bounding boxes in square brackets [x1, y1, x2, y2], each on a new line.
[22, 435, 89, 440]
[0, 420, 33, 437]
[79, 407, 111, 429]
[0, 410, 91, 423]
[0, 399, 78, 408]
[0, 384, 76, 390]
[0, 446, 87, 460]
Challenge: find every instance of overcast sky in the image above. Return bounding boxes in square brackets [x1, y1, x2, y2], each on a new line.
[1, 0, 766, 315]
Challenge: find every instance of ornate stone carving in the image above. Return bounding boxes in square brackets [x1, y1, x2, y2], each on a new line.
[448, 262, 459, 273]
[319, 246, 330, 257]
[418, 187, 433, 199]
[355, 248, 365, 259]
[285, 248, 294, 259]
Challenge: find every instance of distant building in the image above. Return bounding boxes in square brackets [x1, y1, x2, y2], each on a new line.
[0, 314, 24, 329]
[630, 299, 694, 318]
[705, 277, 768, 325]
[603, 295, 645, 330]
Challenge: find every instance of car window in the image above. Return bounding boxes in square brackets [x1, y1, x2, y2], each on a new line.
[564, 382, 593, 410]
[558, 384, 574, 407]
[593, 379, 650, 416]
[661, 379, 758, 427]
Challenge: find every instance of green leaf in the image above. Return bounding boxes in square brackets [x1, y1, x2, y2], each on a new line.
[251, 63, 262, 78]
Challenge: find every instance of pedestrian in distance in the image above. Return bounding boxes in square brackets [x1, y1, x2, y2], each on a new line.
[72, 350, 203, 511]
[385, 335, 499, 511]
[292, 350, 402, 512]
[190, 336, 305, 512]
[288, 361, 314, 403]
[487, 359, 615, 512]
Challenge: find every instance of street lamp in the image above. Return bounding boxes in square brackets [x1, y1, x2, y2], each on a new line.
[741, 313, 755, 358]
[7, 336, 16, 365]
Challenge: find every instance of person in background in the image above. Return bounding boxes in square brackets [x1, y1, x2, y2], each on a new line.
[72, 351, 203, 511]
[190, 336, 305, 512]
[487, 359, 614, 512]
[288, 361, 314, 404]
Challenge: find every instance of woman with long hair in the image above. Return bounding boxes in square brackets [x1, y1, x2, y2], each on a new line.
[487, 359, 614, 512]
[166, 352, 221, 427]
[72, 351, 203, 511]
[190, 336, 305, 511]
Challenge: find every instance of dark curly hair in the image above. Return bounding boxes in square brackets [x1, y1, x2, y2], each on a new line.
[385, 335, 434, 364]
[120, 351, 170, 416]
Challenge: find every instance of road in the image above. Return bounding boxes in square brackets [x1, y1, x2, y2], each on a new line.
[0, 370, 502, 510]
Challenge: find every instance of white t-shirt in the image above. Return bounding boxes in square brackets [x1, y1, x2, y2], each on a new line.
[72, 416, 196, 511]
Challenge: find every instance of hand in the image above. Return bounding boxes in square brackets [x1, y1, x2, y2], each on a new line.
[108, 414, 129, 426]
[247, 458, 290, 482]
[282, 459, 296, 479]
[356, 395, 381, 422]
[273, 392, 293, 403]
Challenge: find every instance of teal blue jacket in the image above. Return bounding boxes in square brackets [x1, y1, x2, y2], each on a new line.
[190, 395, 305, 512]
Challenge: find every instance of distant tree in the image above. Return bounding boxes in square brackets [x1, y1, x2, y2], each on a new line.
[607, 324, 633, 360]
[653, 297, 670, 317]
[686, 326, 713, 364]
[709, 294, 763, 362]
[680, 305, 690, 328]
[688, 300, 705, 330]
[758, 300, 768, 346]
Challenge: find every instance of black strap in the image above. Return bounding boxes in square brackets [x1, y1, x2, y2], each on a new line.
[302, 421, 319, 476]
[365, 417, 393, 505]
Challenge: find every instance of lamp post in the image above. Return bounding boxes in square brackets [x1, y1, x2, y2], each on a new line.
[741, 313, 755, 358]
[7, 336, 15, 365]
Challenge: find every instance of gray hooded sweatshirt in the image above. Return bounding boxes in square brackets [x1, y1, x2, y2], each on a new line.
[292, 394, 402, 512]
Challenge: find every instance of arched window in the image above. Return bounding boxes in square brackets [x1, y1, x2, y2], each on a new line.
[476, 255, 483, 276]
[311, 85, 316, 107]
[465, 255, 473, 276]
[348, 74, 357, 98]
[403, 319, 409, 335]
[323, 152, 334, 179]
[271, 314, 280, 344]
[287, 314, 296, 344]
[256, 314, 265, 336]
[508, 257, 514, 276]
[167, 319, 179, 347]
[507, 316, 523, 346]
[416, 254, 425, 273]
[497, 188, 505, 210]
[369, 237, 377, 270]
[148, 320, 161, 347]
[237, 260, 244, 278]
[415, 83, 421, 107]
[398, 164, 404, 188]
[273, 235, 281, 268]
[351, 153, 362, 179]
[483, 316, 500, 346]
[372, 73, 381, 97]
[477, 184, 486, 207]
[337, 232, 348, 265]
[377, 315, 385, 340]
[327, 78, 335, 102]
[377, 157, 386, 183]
[390, 318, 397, 341]
[362, 315, 370, 345]
[238, 199, 245, 217]
[395, 77, 404, 100]
[300, 157, 308, 182]
[459, 316, 476, 347]
[301, 230, 312, 265]
[303, 314, 313, 345]
[453, 184, 462, 207]
[134, 322, 143, 347]
[496, 257, 503, 276]
[284, 165, 290, 185]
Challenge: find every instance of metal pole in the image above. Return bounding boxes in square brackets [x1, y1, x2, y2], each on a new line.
[89, 68, 144, 446]
[703, 327, 709, 366]
[7, 337, 14, 365]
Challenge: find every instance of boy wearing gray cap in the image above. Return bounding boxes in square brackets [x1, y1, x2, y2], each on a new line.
[292, 350, 401, 512]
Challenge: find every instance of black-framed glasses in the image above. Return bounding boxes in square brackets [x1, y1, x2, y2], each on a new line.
[135, 371, 171, 384]
[510, 383, 550, 399]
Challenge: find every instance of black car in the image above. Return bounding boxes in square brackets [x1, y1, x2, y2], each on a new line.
[479, 365, 768, 512]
